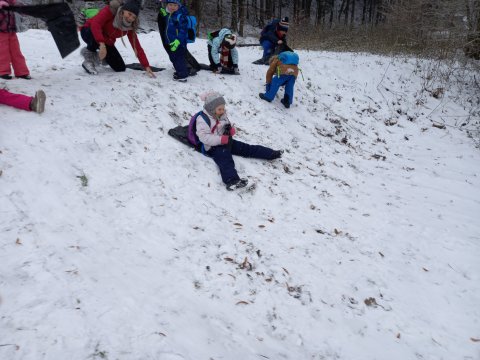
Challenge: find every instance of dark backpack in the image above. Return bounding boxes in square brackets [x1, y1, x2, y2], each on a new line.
[207, 30, 221, 41]
[187, 111, 210, 150]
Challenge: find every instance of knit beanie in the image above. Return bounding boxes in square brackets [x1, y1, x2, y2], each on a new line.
[122, 0, 141, 16]
[277, 16, 289, 32]
[166, 0, 182, 5]
[222, 34, 237, 49]
[201, 91, 226, 115]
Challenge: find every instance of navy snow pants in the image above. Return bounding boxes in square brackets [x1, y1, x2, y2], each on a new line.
[208, 139, 276, 184]
[80, 27, 126, 72]
[167, 45, 189, 79]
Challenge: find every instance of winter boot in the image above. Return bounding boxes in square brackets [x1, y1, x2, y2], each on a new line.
[0, 74, 12, 80]
[270, 150, 284, 160]
[81, 47, 98, 75]
[226, 178, 248, 191]
[173, 73, 187, 82]
[30, 90, 46, 114]
[259, 93, 271, 102]
[281, 94, 290, 108]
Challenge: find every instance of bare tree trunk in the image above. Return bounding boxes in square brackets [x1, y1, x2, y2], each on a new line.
[266, 0, 273, 19]
[231, 0, 238, 31]
[329, 0, 334, 28]
[350, 0, 355, 27]
[239, 0, 245, 35]
[193, 0, 202, 34]
[260, 0, 265, 26]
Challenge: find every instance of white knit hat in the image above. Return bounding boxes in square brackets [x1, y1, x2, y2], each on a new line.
[223, 34, 237, 47]
[201, 91, 226, 114]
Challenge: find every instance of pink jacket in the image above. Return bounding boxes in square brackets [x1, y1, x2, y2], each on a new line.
[0, 0, 16, 33]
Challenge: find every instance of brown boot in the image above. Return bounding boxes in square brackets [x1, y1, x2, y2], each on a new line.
[30, 90, 46, 114]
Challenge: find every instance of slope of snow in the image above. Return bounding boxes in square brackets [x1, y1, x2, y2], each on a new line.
[1, 30, 479, 360]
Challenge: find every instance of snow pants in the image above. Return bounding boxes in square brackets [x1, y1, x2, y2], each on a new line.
[167, 45, 189, 79]
[0, 32, 30, 77]
[264, 75, 296, 105]
[80, 27, 126, 72]
[207, 139, 276, 184]
[261, 39, 275, 61]
[0, 89, 32, 111]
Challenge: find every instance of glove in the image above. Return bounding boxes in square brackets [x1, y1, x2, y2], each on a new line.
[229, 127, 236, 136]
[0, 0, 9, 9]
[169, 39, 180, 52]
[220, 135, 229, 145]
[159, 8, 167, 16]
[266, 83, 271, 92]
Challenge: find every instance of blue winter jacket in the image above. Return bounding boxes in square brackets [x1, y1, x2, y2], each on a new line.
[207, 28, 239, 66]
[161, 5, 188, 47]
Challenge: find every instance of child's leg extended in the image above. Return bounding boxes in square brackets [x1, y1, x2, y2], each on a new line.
[231, 140, 277, 160]
[0, 89, 32, 111]
[209, 146, 240, 184]
[263, 76, 286, 101]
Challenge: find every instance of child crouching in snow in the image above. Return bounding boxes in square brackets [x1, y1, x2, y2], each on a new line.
[195, 91, 282, 191]
[0, 87, 46, 113]
[259, 51, 299, 108]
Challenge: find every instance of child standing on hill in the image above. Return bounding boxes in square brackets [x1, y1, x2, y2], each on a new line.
[194, 92, 282, 190]
[259, 51, 299, 108]
[157, 0, 190, 82]
[0, 0, 31, 80]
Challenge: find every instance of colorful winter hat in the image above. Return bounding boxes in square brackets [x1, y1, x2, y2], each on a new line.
[122, 0, 141, 16]
[201, 91, 226, 115]
[277, 17, 289, 32]
[222, 34, 237, 49]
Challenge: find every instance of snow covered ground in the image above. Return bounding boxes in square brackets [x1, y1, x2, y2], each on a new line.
[1, 30, 479, 360]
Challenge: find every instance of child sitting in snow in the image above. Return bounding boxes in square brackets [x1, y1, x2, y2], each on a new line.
[207, 28, 239, 75]
[259, 51, 299, 108]
[0, 87, 46, 113]
[195, 91, 282, 190]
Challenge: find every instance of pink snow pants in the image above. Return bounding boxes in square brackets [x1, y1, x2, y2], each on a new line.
[0, 32, 30, 77]
[0, 89, 32, 111]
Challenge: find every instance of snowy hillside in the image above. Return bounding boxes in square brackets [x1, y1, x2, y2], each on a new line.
[1, 30, 479, 360]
